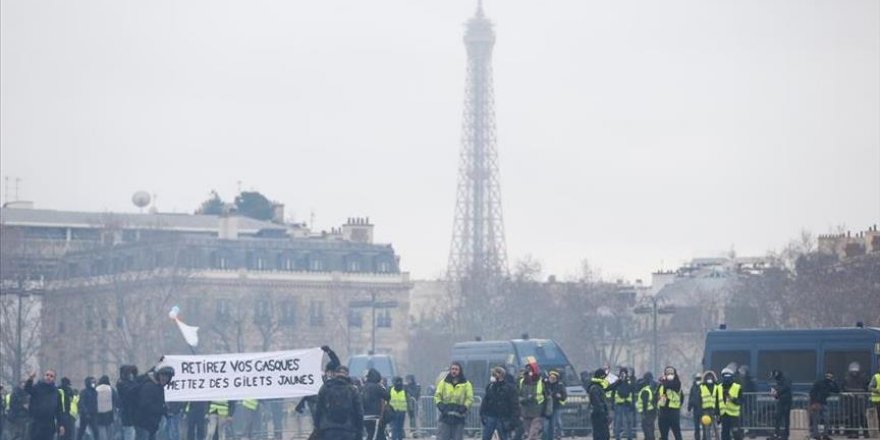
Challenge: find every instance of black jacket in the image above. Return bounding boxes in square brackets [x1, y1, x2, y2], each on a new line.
[315, 376, 364, 437]
[132, 374, 166, 433]
[480, 380, 520, 420]
[546, 380, 567, 408]
[587, 378, 608, 417]
[809, 378, 840, 405]
[361, 369, 389, 417]
[78, 387, 98, 420]
[773, 376, 792, 408]
[25, 379, 63, 423]
[612, 378, 635, 408]
[687, 382, 701, 413]
[116, 377, 139, 426]
[7, 386, 30, 421]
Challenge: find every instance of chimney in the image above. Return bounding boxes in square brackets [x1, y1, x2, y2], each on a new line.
[342, 217, 374, 243]
[218, 215, 239, 240]
[272, 203, 285, 224]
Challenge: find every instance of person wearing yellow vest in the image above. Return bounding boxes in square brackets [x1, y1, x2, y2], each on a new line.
[719, 368, 741, 440]
[434, 362, 473, 440]
[240, 399, 260, 440]
[657, 366, 684, 440]
[869, 370, 880, 438]
[698, 372, 721, 440]
[612, 368, 636, 440]
[518, 363, 546, 440]
[58, 377, 75, 440]
[207, 400, 235, 440]
[636, 373, 657, 440]
[544, 370, 567, 440]
[389, 377, 408, 440]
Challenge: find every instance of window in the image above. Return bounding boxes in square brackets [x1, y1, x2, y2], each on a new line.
[86, 319, 94, 331]
[281, 300, 297, 326]
[58, 322, 65, 333]
[348, 260, 361, 272]
[254, 299, 270, 320]
[824, 350, 871, 380]
[216, 299, 231, 321]
[709, 350, 751, 375]
[101, 319, 108, 330]
[309, 301, 325, 326]
[310, 259, 324, 271]
[348, 310, 363, 328]
[377, 262, 390, 273]
[278, 255, 295, 271]
[212, 252, 230, 270]
[376, 309, 392, 328]
[757, 350, 817, 383]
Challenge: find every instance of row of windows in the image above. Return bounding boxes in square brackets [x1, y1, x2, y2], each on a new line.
[189, 299, 394, 329]
[709, 349, 872, 383]
[68, 249, 396, 277]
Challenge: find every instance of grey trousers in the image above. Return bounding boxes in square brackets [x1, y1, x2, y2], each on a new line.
[437, 422, 465, 440]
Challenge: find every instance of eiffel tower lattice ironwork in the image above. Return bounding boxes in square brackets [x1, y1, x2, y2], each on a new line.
[447, 1, 509, 288]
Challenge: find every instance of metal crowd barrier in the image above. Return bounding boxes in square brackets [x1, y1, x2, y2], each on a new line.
[737, 392, 879, 438]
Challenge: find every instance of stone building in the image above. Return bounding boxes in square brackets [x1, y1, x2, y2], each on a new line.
[1, 204, 411, 384]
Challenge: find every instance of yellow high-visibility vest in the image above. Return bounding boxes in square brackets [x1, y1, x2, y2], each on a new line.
[636, 386, 654, 413]
[58, 389, 68, 414]
[390, 388, 408, 412]
[242, 399, 258, 411]
[71, 394, 80, 418]
[518, 378, 545, 405]
[658, 385, 682, 409]
[700, 384, 721, 410]
[719, 383, 741, 417]
[871, 373, 880, 404]
[209, 401, 229, 417]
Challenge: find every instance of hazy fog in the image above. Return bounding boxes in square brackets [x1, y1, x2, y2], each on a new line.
[2, 0, 878, 281]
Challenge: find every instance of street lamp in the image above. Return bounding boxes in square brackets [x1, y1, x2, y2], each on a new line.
[349, 290, 398, 354]
[633, 296, 675, 376]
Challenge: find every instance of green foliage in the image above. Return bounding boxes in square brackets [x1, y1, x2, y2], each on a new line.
[234, 191, 274, 221]
[195, 191, 225, 216]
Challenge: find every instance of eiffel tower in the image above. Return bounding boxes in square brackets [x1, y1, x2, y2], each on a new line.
[447, 1, 509, 295]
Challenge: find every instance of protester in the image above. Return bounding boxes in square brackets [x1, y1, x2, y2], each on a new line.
[687, 373, 703, 440]
[699, 371, 720, 440]
[95, 376, 115, 440]
[7, 381, 30, 440]
[544, 369, 566, 440]
[842, 362, 868, 439]
[132, 366, 175, 440]
[404, 375, 421, 438]
[769, 370, 792, 440]
[58, 378, 75, 440]
[117, 365, 139, 440]
[186, 401, 210, 440]
[314, 365, 363, 440]
[719, 368, 742, 440]
[809, 372, 840, 440]
[76, 378, 98, 440]
[636, 373, 657, 440]
[612, 367, 636, 440]
[480, 366, 519, 440]
[587, 368, 611, 440]
[657, 366, 684, 440]
[24, 370, 65, 440]
[389, 377, 408, 440]
[517, 362, 545, 440]
[434, 362, 473, 440]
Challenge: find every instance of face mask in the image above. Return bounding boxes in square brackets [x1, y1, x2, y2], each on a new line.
[666, 374, 674, 381]
[490, 376, 497, 383]
[706, 379, 714, 384]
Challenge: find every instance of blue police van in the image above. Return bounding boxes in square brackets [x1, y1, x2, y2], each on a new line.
[702, 325, 880, 391]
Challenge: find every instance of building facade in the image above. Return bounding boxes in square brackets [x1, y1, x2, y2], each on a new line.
[1, 204, 411, 384]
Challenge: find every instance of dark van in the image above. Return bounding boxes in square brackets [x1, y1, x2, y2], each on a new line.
[451, 338, 589, 433]
[703, 326, 880, 391]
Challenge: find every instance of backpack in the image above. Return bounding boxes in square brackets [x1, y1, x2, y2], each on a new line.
[324, 382, 355, 424]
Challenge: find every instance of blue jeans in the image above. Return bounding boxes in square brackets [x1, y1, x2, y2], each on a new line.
[544, 410, 562, 440]
[391, 411, 406, 440]
[614, 405, 635, 440]
[165, 415, 180, 440]
[482, 417, 508, 440]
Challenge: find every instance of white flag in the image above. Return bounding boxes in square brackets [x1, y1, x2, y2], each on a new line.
[175, 319, 200, 347]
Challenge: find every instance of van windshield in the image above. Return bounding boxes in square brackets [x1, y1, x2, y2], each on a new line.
[512, 341, 577, 382]
[349, 356, 395, 380]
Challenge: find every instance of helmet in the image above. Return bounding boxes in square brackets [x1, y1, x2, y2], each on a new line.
[848, 362, 860, 373]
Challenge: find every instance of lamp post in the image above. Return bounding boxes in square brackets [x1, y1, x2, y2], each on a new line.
[634, 296, 674, 375]
[349, 290, 398, 354]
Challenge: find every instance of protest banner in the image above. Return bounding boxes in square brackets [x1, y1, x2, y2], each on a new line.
[163, 347, 323, 401]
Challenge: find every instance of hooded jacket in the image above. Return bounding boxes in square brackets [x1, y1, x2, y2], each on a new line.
[315, 375, 364, 436]
[361, 368, 390, 416]
[772, 372, 792, 407]
[132, 373, 167, 433]
[480, 376, 519, 420]
[25, 377, 63, 423]
[78, 379, 98, 420]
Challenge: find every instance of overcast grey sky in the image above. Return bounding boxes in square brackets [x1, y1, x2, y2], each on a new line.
[2, 0, 878, 282]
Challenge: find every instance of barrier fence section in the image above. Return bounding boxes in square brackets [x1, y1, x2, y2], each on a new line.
[117, 392, 876, 440]
[738, 392, 879, 438]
